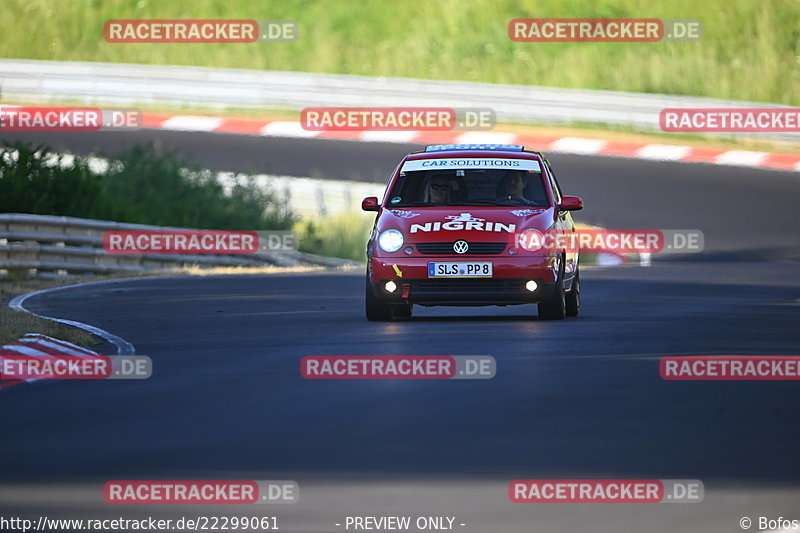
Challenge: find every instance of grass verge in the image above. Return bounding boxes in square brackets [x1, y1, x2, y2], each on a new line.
[0, 306, 97, 349]
[0, 272, 153, 347]
[1, 0, 797, 105]
[295, 212, 373, 262]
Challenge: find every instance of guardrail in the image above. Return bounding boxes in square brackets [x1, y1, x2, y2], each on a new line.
[0, 213, 355, 277]
[0, 59, 796, 142]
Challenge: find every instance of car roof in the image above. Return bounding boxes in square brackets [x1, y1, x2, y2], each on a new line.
[405, 144, 549, 165]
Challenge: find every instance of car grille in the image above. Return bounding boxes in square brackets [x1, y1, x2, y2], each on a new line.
[415, 241, 507, 255]
[408, 279, 524, 293]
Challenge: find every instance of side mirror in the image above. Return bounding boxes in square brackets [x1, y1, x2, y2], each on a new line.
[559, 196, 583, 211]
[361, 196, 380, 212]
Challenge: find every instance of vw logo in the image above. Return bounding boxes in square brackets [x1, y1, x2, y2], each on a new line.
[453, 240, 469, 254]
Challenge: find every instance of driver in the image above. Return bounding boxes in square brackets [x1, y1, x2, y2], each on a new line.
[499, 170, 530, 203]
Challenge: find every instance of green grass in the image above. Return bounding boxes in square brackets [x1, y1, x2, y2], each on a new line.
[0, 306, 99, 347]
[1, 0, 798, 105]
[294, 213, 373, 262]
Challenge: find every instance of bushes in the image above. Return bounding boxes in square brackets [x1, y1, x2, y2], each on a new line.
[0, 142, 294, 230]
[0, 143, 114, 218]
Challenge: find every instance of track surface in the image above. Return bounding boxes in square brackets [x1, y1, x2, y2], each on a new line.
[1, 131, 799, 531]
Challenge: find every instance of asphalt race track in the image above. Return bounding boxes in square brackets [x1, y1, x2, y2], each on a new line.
[1, 130, 799, 532]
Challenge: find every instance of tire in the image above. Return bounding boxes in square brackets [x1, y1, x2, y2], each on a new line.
[538, 262, 566, 320]
[392, 303, 413, 318]
[565, 270, 580, 317]
[366, 275, 393, 321]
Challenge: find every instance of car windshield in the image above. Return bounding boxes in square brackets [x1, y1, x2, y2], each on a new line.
[384, 168, 550, 207]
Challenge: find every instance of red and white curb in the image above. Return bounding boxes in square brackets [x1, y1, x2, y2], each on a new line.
[140, 113, 800, 172]
[0, 333, 100, 390]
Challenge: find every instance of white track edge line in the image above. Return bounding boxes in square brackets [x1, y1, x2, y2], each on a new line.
[8, 280, 137, 355]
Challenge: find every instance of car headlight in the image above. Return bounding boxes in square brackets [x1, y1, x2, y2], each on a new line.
[378, 229, 404, 252]
[518, 228, 544, 252]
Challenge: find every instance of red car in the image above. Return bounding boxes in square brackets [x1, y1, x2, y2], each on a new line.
[362, 144, 583, 321]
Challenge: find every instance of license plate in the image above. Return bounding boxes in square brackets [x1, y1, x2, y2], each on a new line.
[428, 262, 493, 278]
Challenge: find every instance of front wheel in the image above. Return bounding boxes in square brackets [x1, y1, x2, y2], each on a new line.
[565, 270, 580, 317]
[538, 266, 566, 320]
[365, 276, 393, 321]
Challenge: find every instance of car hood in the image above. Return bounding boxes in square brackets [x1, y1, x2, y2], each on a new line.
[376, 206, 555, 242]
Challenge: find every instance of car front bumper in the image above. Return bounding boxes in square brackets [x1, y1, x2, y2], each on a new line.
[367, 256, 560, 306]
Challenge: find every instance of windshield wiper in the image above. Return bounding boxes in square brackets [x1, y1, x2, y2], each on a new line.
[466, 199, 547, 206]
[460, 200, 507, 205]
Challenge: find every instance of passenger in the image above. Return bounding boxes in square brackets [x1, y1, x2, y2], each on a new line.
[428, 176, 451, 204]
